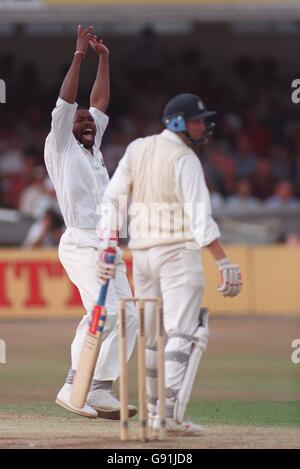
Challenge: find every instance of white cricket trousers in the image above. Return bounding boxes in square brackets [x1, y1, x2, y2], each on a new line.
[132, 242, 204, 414]
[59, 228, 137, 381]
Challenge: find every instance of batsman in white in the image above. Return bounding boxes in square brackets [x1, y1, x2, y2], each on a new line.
[44, 25, 137, 419]
[98, 93, 242, 435]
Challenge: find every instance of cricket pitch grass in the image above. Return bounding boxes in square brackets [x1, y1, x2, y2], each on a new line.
[0, 316, 299, 449]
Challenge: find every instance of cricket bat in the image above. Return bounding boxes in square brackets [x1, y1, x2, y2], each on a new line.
[70, 251, 115, 409]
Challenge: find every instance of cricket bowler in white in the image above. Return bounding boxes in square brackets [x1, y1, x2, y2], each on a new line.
[98, 93, 242, 435]
[44, 26, 137, 419]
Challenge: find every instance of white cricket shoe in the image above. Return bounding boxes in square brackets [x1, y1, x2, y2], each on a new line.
[55, 383, 98, 418]
[152, 415, 204, 436]
[87, 389, 137, 420]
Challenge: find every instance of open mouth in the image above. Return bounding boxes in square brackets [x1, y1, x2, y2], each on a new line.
[81, 128, 94, 142]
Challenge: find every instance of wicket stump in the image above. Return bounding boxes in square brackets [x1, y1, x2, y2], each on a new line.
[118, 297, 166, 442]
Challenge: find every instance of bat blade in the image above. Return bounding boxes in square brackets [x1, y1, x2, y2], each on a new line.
[70, 305, 107, 409]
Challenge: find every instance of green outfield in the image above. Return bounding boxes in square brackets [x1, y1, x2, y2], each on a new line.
[1, 399, 299, 427]
[0, 316, 299, 448]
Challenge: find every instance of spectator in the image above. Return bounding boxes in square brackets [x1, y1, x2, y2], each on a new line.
[206, 145, 237, 196]
[226, 179, 261, 211]
[218, 113, 242, 148]
[218, 157, 237, 197]
[267, 144, 291, 182]
[210, 190, 225, 213]
[1, 151, 37, 209]
[233, 134, 257, 179]
[0, 132, 24, 176]
[22, 209, 64, 247]
[19, 166, 55, 218]
[250, 158, 275, 200]
[206, 178, 225, 212]
[103, 130, 128, 177]
[243, 106, 271, 157]
[265, 180, 300, 209]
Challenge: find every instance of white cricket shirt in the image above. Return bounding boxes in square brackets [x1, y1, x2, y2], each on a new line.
[44, 97, 109, 229]
[101, 129, 220, 248]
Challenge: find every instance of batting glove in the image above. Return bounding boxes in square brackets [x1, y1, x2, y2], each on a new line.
[97, 231, 118, 285]
[216, 258, 242, 297]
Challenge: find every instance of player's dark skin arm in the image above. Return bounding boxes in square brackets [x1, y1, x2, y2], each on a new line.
[59, 54, 84, 104]
[89, 39, 110, 112]
[59, 25, 96, 104]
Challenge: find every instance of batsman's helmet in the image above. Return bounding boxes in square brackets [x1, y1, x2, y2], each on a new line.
[162, 93, 216, 133]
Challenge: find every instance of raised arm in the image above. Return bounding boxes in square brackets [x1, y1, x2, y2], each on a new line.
[46, 26, 96, 154]
[60, 25, 96, 103]
[89, 38, 110, 112]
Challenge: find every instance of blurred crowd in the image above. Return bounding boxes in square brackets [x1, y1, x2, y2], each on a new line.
[1, 28, 300, 246]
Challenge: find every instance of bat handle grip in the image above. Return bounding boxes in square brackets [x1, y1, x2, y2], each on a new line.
[104, 251, 116, 264]
[98, 251, 116, 305]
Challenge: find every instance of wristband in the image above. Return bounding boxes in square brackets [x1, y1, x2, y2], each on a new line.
[216, 258, 230, 268]
[74, 50, 85, 57]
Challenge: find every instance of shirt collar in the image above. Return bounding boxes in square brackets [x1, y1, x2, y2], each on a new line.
[160, 129, 186, 146]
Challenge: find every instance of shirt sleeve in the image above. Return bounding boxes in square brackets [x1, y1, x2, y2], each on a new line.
[175, 154, 221, 247]
[99, 141, 134, 236]
[89, 107, 109, 149]
[48, 97, 78, 153]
